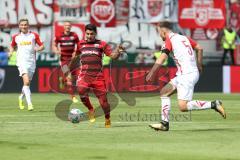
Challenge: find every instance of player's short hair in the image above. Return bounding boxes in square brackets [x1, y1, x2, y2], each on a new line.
[159, 21, 173, 30]
[63, 21, 71, 24]
[85, 24, 97, 33]
[18, 18, 29, 24]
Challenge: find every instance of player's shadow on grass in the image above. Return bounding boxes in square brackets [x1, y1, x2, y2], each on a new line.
[96, 124, 141, 128]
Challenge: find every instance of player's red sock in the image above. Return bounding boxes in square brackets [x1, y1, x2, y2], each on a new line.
[67, 85, 75, 98]
[80, 96, 94, 111]
[98, 95, 110, 119]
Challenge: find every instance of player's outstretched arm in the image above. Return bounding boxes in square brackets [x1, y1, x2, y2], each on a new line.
[194, 44, 203, 73]
[146, 53, 168, 82]
[109, 45, 125, 59]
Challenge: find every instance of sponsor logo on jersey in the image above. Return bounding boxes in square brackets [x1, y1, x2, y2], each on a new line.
[62, 42, 74, 45]
[81, 50, 99, 55]
[20, 41, 32, 46]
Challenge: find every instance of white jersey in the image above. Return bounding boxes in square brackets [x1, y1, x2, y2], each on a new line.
[164, 32, 199, 75]
[11, 31, 43, 69]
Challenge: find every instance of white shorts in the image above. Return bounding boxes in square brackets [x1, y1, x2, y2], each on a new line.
[170, 72, 199, 101]
[18, 66, 35, 80]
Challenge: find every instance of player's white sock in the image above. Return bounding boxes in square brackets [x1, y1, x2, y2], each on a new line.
[23, 86, 32, 106]
[161, 97, 171, 122]
[187, 100, 211, 110]
[19, 87, 25, 99]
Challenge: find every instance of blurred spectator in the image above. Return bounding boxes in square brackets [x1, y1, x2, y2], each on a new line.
[135, 51, 155, 65]
[0, 46, 8, 66]
[221, 25, 236, 65]
[102, 54, 111, 66]
[8, 51, 17, 66]
[135, 52, 145, 64]
[236, 28, 240, 44]
[143, 52, 155, 64]
[230, 0, 240, 29]
[154, 51, 168, 66]
[230, 12, 239, 30]
[154, 45, 168, 66]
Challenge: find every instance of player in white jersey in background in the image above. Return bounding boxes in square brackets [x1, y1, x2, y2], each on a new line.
[8, 18, 45, 111]
[146, 21, 226, 131]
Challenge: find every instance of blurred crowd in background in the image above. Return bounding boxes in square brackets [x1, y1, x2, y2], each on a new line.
[1, 0, 240, 67]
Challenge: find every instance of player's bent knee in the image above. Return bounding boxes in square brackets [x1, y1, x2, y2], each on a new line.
[23, 81, 30, 86]
[178, 101, 188, 112]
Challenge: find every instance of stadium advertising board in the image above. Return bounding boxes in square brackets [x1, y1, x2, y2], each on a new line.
[38, 67, 176, 93]
[37, 66, 222, 93]
[0, 67, 38, 92]
[223, 66, 240, 93]
[0, 66, 224, 93]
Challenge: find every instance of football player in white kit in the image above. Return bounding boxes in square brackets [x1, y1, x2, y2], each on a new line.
[9, 19, 44, 111]
[146, 21, 226, 131]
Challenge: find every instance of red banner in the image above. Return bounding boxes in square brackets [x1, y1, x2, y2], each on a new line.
[178, 0, 226, 29]
[116, 0, 129, 25]
[53, 0, 90, 22]
[0, 0, 53, 27]
[191, 28, 219, 40]
[90, 0, 116, 27]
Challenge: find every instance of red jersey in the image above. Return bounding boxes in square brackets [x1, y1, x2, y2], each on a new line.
[54, 32, 79, 63]
[77, 39, 112, 79]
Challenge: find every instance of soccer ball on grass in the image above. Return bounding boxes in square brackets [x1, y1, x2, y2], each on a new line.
[68, 108, 84, 123]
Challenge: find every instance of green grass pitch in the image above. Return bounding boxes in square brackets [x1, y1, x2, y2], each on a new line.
[0, 93, 239, 160]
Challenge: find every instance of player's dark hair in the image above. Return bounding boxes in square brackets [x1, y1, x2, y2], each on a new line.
[159, 21, 173, 30]
[85, 24, 97, 33]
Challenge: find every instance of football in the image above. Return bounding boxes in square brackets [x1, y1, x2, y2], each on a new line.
[68, 108, 84, 123]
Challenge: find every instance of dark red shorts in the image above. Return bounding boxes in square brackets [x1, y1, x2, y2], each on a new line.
[60, 62, 80, 80]
[77, 76, 107, 97]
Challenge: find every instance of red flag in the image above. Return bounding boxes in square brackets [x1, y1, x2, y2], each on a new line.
[178, 0, 226, 29]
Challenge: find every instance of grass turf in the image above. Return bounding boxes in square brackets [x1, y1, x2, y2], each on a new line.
[0, 93, 239, 160]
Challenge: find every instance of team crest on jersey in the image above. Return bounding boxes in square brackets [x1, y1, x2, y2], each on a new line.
[148, 0, 162, 17]
[70, 36, 74, 40]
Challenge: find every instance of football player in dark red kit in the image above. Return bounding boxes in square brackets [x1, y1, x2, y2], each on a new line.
[53, 21, 81, 103]
[72, 24, 124, 128]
